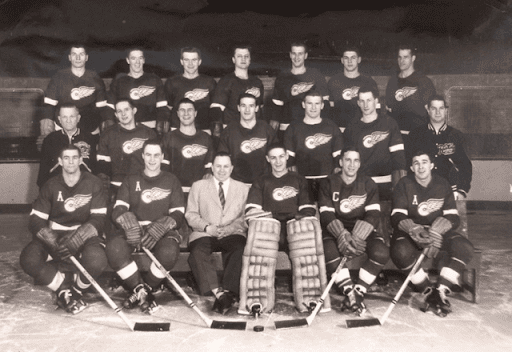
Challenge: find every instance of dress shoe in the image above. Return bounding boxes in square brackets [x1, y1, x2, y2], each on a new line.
[212, 291, 235, 315]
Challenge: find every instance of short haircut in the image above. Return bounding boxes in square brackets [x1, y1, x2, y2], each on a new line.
[58, 103, 79, 114]
[303, 90, 323, 102]
[142, 138, 163, 154]
[267, 142, 287, 156]
[341, 146, 360, 158]
[232, 44, 252, 56]
[126, 47, 144, 58]
[398, 44, 417, 56]
[290, 41, 308, 52]
[342, 46, 360, 57]
[181, 47, 202, 60]
[69, 44, 87, 55]
[427, 94, 448, 108]
[411, 149, 434, 163]
[177, 98, 197, 111]
[212, 151, 232, 164]
[115, 98, 135, 109]
[358, 85, 379, 100]
[238, 92, 257, 105]
[59, 144, 81, 158]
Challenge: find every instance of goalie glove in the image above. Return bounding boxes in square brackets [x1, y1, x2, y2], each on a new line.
[141, 216, 176, 250]
[57, 223, 98, 259]
[115, 212, 142, 247]
[36, 227, 60, 254]
[398, 219, 432, 249]
[326, 219, 357, 257]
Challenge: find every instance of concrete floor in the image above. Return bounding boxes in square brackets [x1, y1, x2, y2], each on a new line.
[1, 210, 511, 352]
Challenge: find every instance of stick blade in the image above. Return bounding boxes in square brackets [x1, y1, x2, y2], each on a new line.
[210, 320, 247, 330]
[346, 318, 381, 328]
[133, 322, 170, 331]
[274, 318, 309, 330]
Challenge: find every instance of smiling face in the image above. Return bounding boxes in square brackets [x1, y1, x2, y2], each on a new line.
[115, 101, 137, 129]
[142, 143, 163, 175]
[302, 95, 324, 119]
[290, 45, 308, 69]
[411, 153, 434, 184]
[340, 150, 361, 179]
[181, 51, 201, 76]
[177, 102, 197, 127]
[68, 47, 88, 69]
[126, 49, 145, 75]
[266, 147, 288, 176]
[212, 155, 233, 182]
[238, 96, 258, 122]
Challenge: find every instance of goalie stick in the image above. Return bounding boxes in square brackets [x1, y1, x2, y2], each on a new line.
[142, 247, 247, 330]
[69, 256, 170, 332]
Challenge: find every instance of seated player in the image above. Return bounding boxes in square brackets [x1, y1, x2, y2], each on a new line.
[390, 150, 474, 317]
[106, 139, 185, 314]
[185, 152, 249, 315]
[20, 145, 107, 314]
[319, 147, 389, 315]
[242, 143, 325, 314]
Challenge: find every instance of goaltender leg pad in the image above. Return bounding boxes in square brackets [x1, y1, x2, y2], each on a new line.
[239, 218, 280, 315]
[287, 217, 331, 313]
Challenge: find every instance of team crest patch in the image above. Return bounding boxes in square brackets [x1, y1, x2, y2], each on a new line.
[291, 82, 315, 96]
[141, 187, 171, 204]
[130, 85, 156, 100]
[272, 186, 299, 201]
[437, 143, 455, 156]
[417, 198, 444, 216]
[182, 144, 208, 158]
[122, 138, 146, 154]
[395, 87, 418, 101]
[240, 138, 267, 154]
[64, 194, 92, 212]
[245, 87, 261, 98]
[305, 133, 332, 149]
[74, 141, 91, 159]
[338, 194, 366, 213]
[362, 131, 390, 148]
[184, 88, 209, 101]
[342, 86, 360, 100]
[70, 86, 95, 100]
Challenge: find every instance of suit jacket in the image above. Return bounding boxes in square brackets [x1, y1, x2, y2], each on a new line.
[186, 177, 249, 244]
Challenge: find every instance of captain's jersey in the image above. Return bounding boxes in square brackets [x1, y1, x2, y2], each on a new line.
[165, 74, 217, 130]
[319, 173, 380, 231]
[29, 171, 107, 236]
[113, 171, 185, 227]
[272, 68, 329, 126]
[218, 120, 277, 184]
[96, 124, 157, 186]
[327, 73, 378, 130]
[284, 118, 343, 179]
[161, 129, 213, 191]
[391, 174, 460, 230]
[211, 73, 264, 126]
[44, 68, 108, 134]
[245, 172, 316, 222]
[385, 71, 435, 134]
[107, 72, 168, 128]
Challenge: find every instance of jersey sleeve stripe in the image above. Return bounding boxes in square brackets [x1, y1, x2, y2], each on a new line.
[111, 181, 122, 187]
[287, 150, 296, 157]
[156, 100, 168, 108]
[114, 200, 130, 209]
[50, 221, 80, 231]
[162, 160, 170, 165]
[391, 208, 408, 216]
[443, 209, 459, 215]
[204, 162, 212, 169]
[44, 97, 58, 106]
[97, 154, 112, 162]
[272, 99, 284, 106]
[319, 206, 335, 213]
[365, 204, 381, 212]
[389, 143, 405, 152]
[91, 207, 107, 214]
[96, 100, 107, 108]
[30, 209, 49, 220]
[332, 150, 341, 157]
[107, 103, 115, 109]
[245, 203, 263, 210]
[210, 103, 225, 111]
[170, 206, 185, 214]
[298, 204, 316, 211]
[182, 186, 191, 193]
[371, 175, 392, 183]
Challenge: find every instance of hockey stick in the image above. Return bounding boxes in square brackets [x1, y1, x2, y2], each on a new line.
[69, 256, 170, 331]
[274, 256, 348, 329]
[346, 251, 427, 328]
[142, 247, 247, 330]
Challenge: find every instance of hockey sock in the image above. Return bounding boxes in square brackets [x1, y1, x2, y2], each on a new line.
[116, 261, 142, 290]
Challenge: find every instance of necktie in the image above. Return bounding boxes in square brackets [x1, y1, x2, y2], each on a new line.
[218, 181, 226, 209]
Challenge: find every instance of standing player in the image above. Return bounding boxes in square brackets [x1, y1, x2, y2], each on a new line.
[20, 145, 107, 314]
[106, 139, 185, 314]
[217, 93, 277, 186]
[270, 42, 330, 137]
[385, 45, 436, 139]
[165, 47, 217, 133]
[319, 147, 389, 314]
[40, 45, 108, 142]
[390, 150, 474, 317]
[107, 48, 169, 135]
[408, 95, 472, 200]
[328, 47, 379, 132]
[210, 45, 265, 128]
[38, 103, 97, 188]
[284, 91, 344, 202]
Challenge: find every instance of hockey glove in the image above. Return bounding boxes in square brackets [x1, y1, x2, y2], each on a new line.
[425, 229, 443, 259]
[57, 223, 98, 259]
[398, 219, 432, 249]
[36, 227, 60, 254]
[431, 217, 453, 236]
[115, 212, 142, 247]
[141, 216, 176, 250]
[327, 219, 357, 257]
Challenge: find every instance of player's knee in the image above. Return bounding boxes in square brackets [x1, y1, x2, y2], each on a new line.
[390, 237, 417, 270]
[81, 245, 108, 275]
[19, 241, 45, 277]
[105, 236, 132, 269]
[367, 238, 390, 266]
[154, 238, 180, 269]
[450, 235, 474, 265]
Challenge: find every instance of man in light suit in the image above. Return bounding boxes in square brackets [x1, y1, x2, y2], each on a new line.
[185, 151, 249, 314]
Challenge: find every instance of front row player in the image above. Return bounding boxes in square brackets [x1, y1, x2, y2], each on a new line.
[20, 145, 108, 314]
[319, 147, 389, 315]
[390, 150, 474, 316]
[106, 139, 185, 314]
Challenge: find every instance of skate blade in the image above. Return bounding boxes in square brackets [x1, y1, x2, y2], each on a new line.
[421, 304, 449, 317]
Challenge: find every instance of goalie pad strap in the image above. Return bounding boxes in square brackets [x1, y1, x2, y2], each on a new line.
[352, 220, 374, 241]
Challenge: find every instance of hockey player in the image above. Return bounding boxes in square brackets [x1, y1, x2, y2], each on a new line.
[210, 45, 265, 128]
[38, 103, 97, 188]
[390, 150, 474, 317]
[283, 90, 344, 202]
[217, 93, 277, 185]
[165, 47, 217, 134]
[327, 47, 379, 132]
[161, 98, 213, 197]
[40, 45, 108, 142]
[20, 144, 108, 314]
[385, 45, 436, 140]
[408, 95, 472, 200]
[319, 147, 389, 314]
[107, 48, 169, 135]
[185, 152, 249, 315]
[270, 42, 330, 137]
[106, 139, 185, 314]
